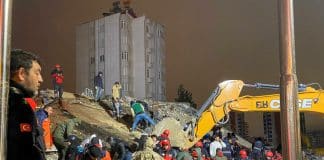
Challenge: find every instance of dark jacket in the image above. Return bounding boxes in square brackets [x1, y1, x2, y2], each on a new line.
[7, 80, 46, 160]
[36, 108, 48, 126]
[109, 138, 126, 160]
[94, 74, 103, 89]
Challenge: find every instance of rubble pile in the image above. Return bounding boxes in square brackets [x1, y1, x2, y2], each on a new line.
[98, 96, 197, 126]
[149, 101, 197, 125]
[36, 90, 324, 159]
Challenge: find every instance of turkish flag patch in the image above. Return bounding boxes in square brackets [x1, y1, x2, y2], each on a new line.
[20, 123, 32, 132]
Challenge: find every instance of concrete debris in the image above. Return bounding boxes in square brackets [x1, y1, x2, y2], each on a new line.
[221, 128, 252, 149]
[98, 96, 197, 125]
[152, 117, 192, 148]
[32, 90, 324, 158]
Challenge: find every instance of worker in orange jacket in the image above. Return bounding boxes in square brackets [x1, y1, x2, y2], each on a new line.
[36, 105, 54, 150]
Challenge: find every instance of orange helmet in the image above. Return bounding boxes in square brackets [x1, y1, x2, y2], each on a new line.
[163, 129, 170, 136]
[195, 141, 203, 148]
[265, 151, 273, 157]
[55, 64, 61, 68]
[239, 149, 247, 158]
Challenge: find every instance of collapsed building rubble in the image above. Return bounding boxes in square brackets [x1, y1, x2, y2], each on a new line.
[38, 90, 324, 159]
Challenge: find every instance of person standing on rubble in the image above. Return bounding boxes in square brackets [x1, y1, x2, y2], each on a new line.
[112, 81, 122, 100]
[53, 118, 81, 160]
[112, 81, 122, 118]
[51, 64, 64, 99]
[130, 100, 156, 132]
[7, 49, 46, 160]
[94, 71, 104, 101]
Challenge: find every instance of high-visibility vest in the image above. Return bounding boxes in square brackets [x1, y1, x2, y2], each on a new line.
[42, 118, 53, 149]
[101, 151, 112, 160]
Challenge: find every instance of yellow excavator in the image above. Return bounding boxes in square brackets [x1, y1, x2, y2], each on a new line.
[154, 80, 324, 154]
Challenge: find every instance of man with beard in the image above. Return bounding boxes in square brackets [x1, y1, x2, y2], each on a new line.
[7, 49, 46, 160]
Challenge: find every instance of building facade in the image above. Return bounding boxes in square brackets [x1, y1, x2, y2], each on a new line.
[76, 13, 166, 101]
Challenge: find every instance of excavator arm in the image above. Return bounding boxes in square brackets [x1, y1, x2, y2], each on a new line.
[154, 80, 324, 149]
[191, 80, 324, 147]
[193, 80, 245, 142]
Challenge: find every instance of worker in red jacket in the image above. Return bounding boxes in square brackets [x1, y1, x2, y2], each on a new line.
[51, 64, 64, 99]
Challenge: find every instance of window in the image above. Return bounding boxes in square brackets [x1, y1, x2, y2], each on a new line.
[121, 51, 128, 60]
[146, 69, 149, 78]
[90, 57, 95, 64]
[99, 55, 105, 62]
[121, 20, 126, 29]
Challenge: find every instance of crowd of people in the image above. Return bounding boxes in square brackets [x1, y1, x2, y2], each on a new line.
[7, 49, 283, 160]
[46, 126, 283, 160]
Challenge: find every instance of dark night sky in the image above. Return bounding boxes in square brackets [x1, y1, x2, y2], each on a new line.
[12, 0, 324, 105]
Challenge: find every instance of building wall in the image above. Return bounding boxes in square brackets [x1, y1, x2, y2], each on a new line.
[238, 112, 324, 147]
[132, 16, 146, 99]
[102, 13, 121, 96]
[76, 21, 95, 94]
[120, 14, 133, 97]
[76, 13, 166, 101]
[155, 23, 166, 101]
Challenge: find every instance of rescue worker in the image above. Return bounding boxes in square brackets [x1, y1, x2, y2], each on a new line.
[251, 137, 264, 160]
[265, 151, 273, 160]
[209, 135, 226, 158]
[94, 71, 104, 101]
[191, 150, 199, 160]
[202, 134, 211, 158]
[192, 141, 203, 160]
[53, 118, 82, 160]
[78, 145, 103, 160]
[130, 100, 155, 132]
[101, 144, 112, 160]
[272, 150, 282, 160]
[112, 81, 122, 101]
[36, 105, 54, 150]
[7, 49, 46, 160]
[65, 135, 82, 160]
[158, 129, 170, 143]
[80, 134, 103, 149]
[51, 64, 64, 99]
[157, 139, 175, 160]
[176, 147, 192, 160]
[222, 138, 233, 159]
[238, 149, 251, 160]
[215, 148, 227, 160]
[133, 137, 164, 160]
[107, 136, 127, 160]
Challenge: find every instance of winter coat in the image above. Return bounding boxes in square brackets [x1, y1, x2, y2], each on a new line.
[112, 83, 122, 100]
[7, 80, 46, 160]
[36, 108, 53, 149]
[176, 151, 193, 160]
[94, 74, 103, 89]
[53, 118, 81, 144]
[51, 69, 64, 84]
